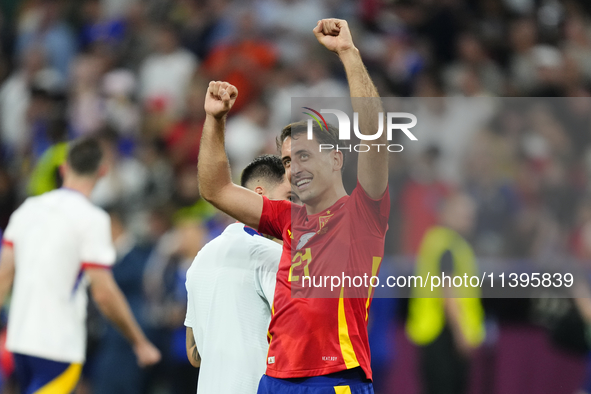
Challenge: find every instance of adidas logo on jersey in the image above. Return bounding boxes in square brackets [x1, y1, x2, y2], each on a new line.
[268, 356, 275, 364]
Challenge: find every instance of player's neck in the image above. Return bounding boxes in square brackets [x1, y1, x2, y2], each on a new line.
[62, 177, 96, 199]
[305, 184, 347, 216]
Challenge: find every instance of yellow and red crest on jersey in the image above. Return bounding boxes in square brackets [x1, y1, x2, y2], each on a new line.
[318, 211, 334, 233]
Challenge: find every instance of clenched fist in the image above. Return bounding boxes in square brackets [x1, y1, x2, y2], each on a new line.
[204, 81, 238, 120]
[313, 19, 356, 55]
[134, 339, 161, 367]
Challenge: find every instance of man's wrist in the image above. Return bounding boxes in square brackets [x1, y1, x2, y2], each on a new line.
[133, 338, 148, 350]
[131, 331, 149, 348]
[205, 113, 227, 123]
[337, 46, 360, 61]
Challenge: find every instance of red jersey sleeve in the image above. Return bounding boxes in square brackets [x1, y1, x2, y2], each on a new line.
[258, 196, 292, 240]
[350, 181, 391, 236]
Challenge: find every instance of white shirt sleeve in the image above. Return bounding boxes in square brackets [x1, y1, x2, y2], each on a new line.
[3, 201, 29, 246]
[80, 211, 116, 267]
[3, 209, 19, 244]
[252, 238, 281, 308]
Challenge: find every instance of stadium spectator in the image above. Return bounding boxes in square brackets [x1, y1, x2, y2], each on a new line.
[79, 0, 127, 51]
[101, 69, 141, 140]
[69, 52, 107, 136]
[139, 23, 198, 121]
[91, 127, 149, 211]
[443, 33, 505, 96]
[15, 0, 77, 79]
[224, 100, 270, 180]
[0, 46, 49, 157]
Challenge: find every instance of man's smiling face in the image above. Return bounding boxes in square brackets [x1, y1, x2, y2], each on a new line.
[288, 134, 340, 206]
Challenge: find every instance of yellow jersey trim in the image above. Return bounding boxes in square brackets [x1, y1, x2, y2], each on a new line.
[365, 256, 382, 321]
[338, 286, 359, 369]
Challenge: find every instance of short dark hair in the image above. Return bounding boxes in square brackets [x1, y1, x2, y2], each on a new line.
[67, 137, 103, 176]
[240, 154, 285, 188]
[277, 120, 346, 170]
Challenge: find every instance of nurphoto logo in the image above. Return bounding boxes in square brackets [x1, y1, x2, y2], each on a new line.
[302, 107, 418, 152]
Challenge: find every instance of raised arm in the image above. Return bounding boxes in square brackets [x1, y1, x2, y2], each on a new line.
[198, 81, 264, 229]
[313, 19, 388, 199]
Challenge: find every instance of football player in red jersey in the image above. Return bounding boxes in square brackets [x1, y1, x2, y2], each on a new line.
[198, 19, 389, 394]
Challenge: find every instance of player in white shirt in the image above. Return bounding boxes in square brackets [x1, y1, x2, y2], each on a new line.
[0, 137, 161, 394]
[184, 154, 294, 394]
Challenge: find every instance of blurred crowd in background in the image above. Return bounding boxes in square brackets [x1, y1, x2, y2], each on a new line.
[2, 0, 591, 393]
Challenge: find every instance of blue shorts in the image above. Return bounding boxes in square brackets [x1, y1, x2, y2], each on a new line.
[257, 368, 374, 394]
[13, 353, 82, 394]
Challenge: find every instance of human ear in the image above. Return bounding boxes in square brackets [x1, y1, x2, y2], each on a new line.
[332, 150, 344, 172]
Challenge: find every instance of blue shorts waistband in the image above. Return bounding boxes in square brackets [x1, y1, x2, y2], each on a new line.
[281, 367, 369, 386]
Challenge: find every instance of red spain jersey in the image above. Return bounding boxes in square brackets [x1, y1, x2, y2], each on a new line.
[258, 181, 390, 380]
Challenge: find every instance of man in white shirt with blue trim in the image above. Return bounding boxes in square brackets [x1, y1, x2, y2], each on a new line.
[0, 137, 161, 394]
[184, 154, 294, 394]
